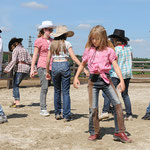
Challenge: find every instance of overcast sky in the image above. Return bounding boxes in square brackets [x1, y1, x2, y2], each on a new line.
[1, 0, 150, 58]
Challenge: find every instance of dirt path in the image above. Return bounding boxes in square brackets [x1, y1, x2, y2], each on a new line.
[0, 81, 150, 150]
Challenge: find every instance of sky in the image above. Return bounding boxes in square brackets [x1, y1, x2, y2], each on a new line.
[0, 0, 150, 58]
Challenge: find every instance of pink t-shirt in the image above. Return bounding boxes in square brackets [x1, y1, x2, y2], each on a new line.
[82, 47, 117, 83]
[34, 37, 53, 70]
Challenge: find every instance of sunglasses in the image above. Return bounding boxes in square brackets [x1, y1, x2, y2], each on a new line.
[45, 28, 53, 32]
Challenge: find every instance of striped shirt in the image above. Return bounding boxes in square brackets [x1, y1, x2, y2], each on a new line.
[4, 45, 32, 73]
[110, 45, 132, 79]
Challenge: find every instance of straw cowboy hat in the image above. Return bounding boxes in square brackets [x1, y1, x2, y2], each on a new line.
[38, 21, 56, 31]
[108, 29, 130, 42]
[51, 25, 74, 37]
[8, 37, 23, 51]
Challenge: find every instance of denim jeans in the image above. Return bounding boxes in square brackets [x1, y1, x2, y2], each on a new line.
[0, 105, 4, 116]
[102, 77, 132, 116]
[88, 75, 125, 135]
[13, 72, 27, 100]
[52, 62, 71, 119]
[38, 68, 51, 110]
[146, 102, 150, 113]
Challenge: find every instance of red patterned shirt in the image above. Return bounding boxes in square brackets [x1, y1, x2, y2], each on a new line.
[4, 45, 32, 73]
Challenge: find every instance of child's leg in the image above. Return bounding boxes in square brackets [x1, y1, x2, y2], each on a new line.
[88, 80, 100, 136]
[13, 72, 27, 105]
[121, 78, 132, 116]
[38, 68, 49, 110]
[102, 83, 125, 133]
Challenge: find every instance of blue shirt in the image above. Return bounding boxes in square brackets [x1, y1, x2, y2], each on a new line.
[110, 45, 132, 79]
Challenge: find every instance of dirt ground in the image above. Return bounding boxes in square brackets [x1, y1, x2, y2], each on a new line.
[0, 80, 150, 150]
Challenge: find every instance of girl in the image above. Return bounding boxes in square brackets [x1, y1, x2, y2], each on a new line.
[4, 37, 32, 107]
[101, 29, 133, 121]
[30, 21, 56, 116]
[46, 25, 89, 121]
[73, 25, 132, 143]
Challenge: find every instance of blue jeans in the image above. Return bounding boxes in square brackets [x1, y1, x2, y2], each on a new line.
[52, 62, 71, 119]
[103, 77, 132, 116]
[88, 75, 125, 135]
[13, 72, 27, 100]
[0, 105, 4, 116]
[146, 102, 150, 113]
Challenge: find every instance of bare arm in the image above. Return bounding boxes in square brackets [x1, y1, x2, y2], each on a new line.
[73, 61, 86, 88]
[68, 47, 89, 76]
[30, 47, 39, 78]
[112, 60, 125, 92]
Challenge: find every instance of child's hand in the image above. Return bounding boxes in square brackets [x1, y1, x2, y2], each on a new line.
[117, 81, 125, 93]
[3, 70, 9, 73]
[46, 73, 51, 80]
[30, 70, 35, 78]
[73, 78, 80, 88]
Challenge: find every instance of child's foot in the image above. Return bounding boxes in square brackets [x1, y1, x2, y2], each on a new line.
[113, 132, 132, 143]
[40, 110, 50, 117]
[88, 134, 99, 141]
[55, 114, 62, 120]
[0, 114, 8, 124]
[99, 112, 109, 121]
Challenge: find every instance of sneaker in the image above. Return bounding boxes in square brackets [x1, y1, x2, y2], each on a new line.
[55, 114, 62, 120]
[113, 132, 132, 143]
[125, 115, 133, 121]
[0, 115, 8, 124]
[40, 110, 50, 117]
[88, 134, 99, 141]
[99, 112, 109, 121]
[142, 112, 150, 120]
[64, 116, 72, 122]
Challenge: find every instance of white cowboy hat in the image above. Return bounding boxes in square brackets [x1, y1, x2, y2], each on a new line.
[51, 25, 74, 37]
[37, 21, 56, 31]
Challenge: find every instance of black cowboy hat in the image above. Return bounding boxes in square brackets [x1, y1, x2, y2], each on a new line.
[8, 37, 23, 51]
[0, 29, 2, 33]
[108, 29, 130, 42]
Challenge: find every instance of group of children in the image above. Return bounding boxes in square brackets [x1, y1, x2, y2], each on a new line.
[0, 21, 150, 143]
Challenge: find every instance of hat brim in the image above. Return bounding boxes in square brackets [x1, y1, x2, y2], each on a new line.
[38, 25, 56, 31]
[8, 38, 23, 51]
[51, 31, 74, 38]
[108, 34, 129, 41]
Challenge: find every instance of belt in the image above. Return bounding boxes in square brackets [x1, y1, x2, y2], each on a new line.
[18, 61, 29, 65]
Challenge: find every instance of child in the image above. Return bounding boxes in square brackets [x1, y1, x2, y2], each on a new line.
[4, 37, 32, 107]
[73, 25, 132, 143]
[142, 102, 150, 120]
[30, 21, 56, 116]
[46, 25, 89, 121]
[100, 29, 133, 121]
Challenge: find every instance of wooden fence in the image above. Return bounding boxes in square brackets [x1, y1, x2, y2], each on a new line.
[1, 52, 150, 88]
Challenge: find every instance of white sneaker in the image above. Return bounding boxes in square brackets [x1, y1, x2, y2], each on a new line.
[40, 110, 50, 117]
[125, 115, 133, 121]
[99, 112, 109, 121]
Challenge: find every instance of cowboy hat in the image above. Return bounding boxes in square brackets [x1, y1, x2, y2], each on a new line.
[38, 21, 56, 31]
[51, 25, 74, 38]
[108, 29, 130, 42]
[8, 37, 23, 51]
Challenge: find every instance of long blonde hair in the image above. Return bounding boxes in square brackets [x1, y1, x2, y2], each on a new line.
[85, 25, 108, 50]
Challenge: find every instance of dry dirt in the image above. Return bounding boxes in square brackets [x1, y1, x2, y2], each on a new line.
[0, 80, 150, 150]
